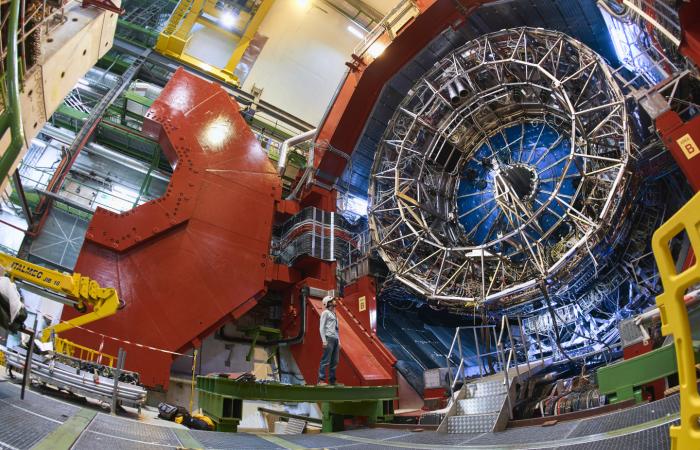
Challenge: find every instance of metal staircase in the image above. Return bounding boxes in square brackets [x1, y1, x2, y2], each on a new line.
[446, 375, 509, 433]
[439, 317, 547, 433]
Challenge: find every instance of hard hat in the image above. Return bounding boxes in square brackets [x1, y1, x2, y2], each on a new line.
[322, 296, 335, 307]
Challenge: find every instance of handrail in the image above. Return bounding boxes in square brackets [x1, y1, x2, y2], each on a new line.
[352, 0, 418, 58]
[54, 336, 116, 367]
[444, 315, 538, 417]
[0, 0, 25, 187]
[445, 324, 500, 395]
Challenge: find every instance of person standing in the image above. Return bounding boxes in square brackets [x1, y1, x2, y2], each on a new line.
[318, 295, 340, 386]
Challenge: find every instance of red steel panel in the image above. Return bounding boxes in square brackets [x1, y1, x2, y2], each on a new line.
[282, 275, 396, 386]
[656, 111, 700, 191]
[62, 68, 280, 389]
[313, 0, 483, 185]
[679, 0, 700, 68]
[290, 297, 396, 386]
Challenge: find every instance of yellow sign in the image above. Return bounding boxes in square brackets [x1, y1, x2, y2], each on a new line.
[358, 296, 367, 312]
[677, 134, 699, 160]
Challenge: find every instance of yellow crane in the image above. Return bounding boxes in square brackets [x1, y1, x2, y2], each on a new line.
[0, 252, 120, 343]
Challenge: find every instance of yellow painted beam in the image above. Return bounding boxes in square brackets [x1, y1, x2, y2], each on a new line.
[223, 0, 275, 77]
[167, 0, 205, 55]
[156, 0, 192, 53]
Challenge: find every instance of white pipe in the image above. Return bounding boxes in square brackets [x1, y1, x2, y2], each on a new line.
[621, 0, 681, 47]
[278, 129, 317, 175]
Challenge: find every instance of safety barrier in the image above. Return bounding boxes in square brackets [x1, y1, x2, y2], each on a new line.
[54, 336, 116, 367]
[652, 191, 700, 450]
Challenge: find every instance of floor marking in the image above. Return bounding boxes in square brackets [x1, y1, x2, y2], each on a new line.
[257, 434, 306, 449]
[173, 428, 203, 449]
[33, 408, 97, 450]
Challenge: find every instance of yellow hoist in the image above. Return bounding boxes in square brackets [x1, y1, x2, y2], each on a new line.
[0, 251, 120, 343]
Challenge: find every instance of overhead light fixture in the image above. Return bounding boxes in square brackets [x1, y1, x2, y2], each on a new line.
[367, 42, 385, 58]
[347, 25, 364, 39]
[220, 11, 237, 28]
[296, 0, 311, 7]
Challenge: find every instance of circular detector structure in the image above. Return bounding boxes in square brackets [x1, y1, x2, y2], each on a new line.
[369, 27, 631, 309]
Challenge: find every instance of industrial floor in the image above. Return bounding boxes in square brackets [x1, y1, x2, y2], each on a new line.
[0, 379, 677, 450]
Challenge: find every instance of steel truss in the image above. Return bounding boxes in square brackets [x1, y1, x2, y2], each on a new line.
[369, 28, 631, 309]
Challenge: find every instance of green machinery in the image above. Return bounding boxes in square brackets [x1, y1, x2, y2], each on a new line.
[197, 377, 397, 433]
[597, 305, 700, 403]
[597, 342, 700, 403]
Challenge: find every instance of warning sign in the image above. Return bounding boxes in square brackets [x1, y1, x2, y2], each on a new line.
[358, 296, 366, 312]
[677, 134, 699, 160]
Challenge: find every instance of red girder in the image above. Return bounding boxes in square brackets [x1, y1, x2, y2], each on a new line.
[312, 0, 483, 187]
[287, 0, 482, 389]
[678, 0, 700, 67]
[285, 276, 396, 386]
[62, 69, 280, 389]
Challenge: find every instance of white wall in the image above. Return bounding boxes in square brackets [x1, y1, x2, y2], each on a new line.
[185, 23, 237, 68]
[242, 0, 361, 125]
[361, 0, 399, 15]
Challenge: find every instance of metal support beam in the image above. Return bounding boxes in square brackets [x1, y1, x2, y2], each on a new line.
[45, 48, 150, 198]
[12, 171, 34, 229]
[0, 0, 26, 191]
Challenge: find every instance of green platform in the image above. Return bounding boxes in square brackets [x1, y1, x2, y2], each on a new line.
[197, 377, 397, 432]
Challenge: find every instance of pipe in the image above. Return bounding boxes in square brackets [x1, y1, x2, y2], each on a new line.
[278, 129, 317, 175]
[635, 289, 700, 323]
[454, 78, 468, 97]
[0, 0, 26, 185]
[215, 286, 309, 346]
[447, 83, 459, 104]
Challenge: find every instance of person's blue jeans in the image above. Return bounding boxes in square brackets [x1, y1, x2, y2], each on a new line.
[318, 336, 339, 384]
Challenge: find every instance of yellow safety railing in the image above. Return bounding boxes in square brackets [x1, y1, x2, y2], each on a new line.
[652, 191, 700, 450]
[54, 336, 115, 367]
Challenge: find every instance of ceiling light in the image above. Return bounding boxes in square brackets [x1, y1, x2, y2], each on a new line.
[220, 12, 237, 28]
[296, 0, 311, 7]
[347, 25, 364, 39]
[367, 42, 385, 58]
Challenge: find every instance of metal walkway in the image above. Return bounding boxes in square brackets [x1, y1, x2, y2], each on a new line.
[0, 380, 676, 449]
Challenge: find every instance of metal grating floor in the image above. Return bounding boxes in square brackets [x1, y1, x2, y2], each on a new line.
[0, 406, 60, 449]
[29, 208, 88, 270]
[86, 414, 182, 446]
[0, 389, 64, 450]
[0, 378, 680, 449]
[0, 384, 79, 422]
[275, 433, 352, 448]
[566, 394, 680, 438]
[189, 430, 283, 449]
[72, 432, 178, 450]
[559, 420, 677, 450]
[467, 420, 580, 445]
